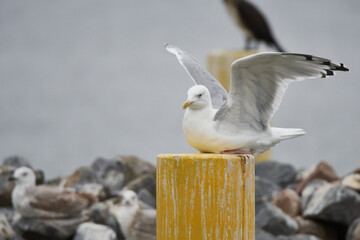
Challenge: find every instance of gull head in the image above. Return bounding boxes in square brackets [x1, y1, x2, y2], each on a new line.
[118, 190, 139, 207]
[11, 167, 36, 187]
[183, 85, 212, 110]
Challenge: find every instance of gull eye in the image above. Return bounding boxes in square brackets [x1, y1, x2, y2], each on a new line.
[22, 172, 28, 177]
[197, 93, 203, 98]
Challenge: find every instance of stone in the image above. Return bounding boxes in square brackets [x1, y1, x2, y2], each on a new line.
[2, 156, 31, 169]
[255, 202, 298, 236]
[137, 188, 156, 209]
[347, 218, 360, 240]
[256, 176, 281, 203]
[89, 202, 125, 240]
[116, 155, 156, 179]
[255, 161, 297, 188]
[90, 157, 126, 195]
[0, 207, 17, 223]
[295, 216, 337, 240]
[125, 173, 156, 198]
[301, 180, 328, 211]
[255, 229, 277, 240]
[296, 161, 339, 194]
[302, 181, 360, 225]
[277, 234, 322, 240]
[61, 167, 98, 188]
[342, 174, 360, 192]
[0, 213, 18, 240]
[296, 165, 317, 182]
[14, 215, 88, 240]
[272, 189, 301, 217]
[74, 222, 117, 240]
[0, 166, 15, 206]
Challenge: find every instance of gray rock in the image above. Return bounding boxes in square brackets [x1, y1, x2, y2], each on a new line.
[0, 208, 17, 223]
[256, 202, 298, 236]
[116, 155, 156, 180]
[0, 166, 15, 206]
[91, 157, 126, 195]
[255, 229, 277, 240]
[256, 176, 281, 202]
[89, 202, 125, 240]
[74, 222, 117, 240]
[294, 216, 337, 240]
[14, 215, 88, 239]
[137, 188, 156, 209]
[125, 173, 156, 198]
[346, 218, 360, 240]
[2, 156, 31, 169]
[302, 182, 360, 225]
[277, 234, 322, 240]
[255, 161, 297, 188]
[61, 167, 99, 188]
[0, 213, 18, 240]
[301, 180, 328, 211]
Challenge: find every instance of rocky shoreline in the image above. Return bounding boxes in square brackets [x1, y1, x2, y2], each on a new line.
[0, 156, 359, 240]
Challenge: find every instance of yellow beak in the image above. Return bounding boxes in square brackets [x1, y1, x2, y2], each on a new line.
[182, 100, 192, 109]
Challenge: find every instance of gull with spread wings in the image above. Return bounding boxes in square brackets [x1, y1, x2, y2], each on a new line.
[166, 44, 348, 155]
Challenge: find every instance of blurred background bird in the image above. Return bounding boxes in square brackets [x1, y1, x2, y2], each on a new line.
[223, 0, 285, 51]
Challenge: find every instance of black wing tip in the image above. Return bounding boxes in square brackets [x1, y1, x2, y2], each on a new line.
[336, 63, 349, 72]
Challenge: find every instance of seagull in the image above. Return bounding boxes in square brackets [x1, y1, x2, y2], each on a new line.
[10, 167, 97, 218]
[110, 190, 156, 240]
[166, 44, 349, 155]
[223, 0, 285, 52]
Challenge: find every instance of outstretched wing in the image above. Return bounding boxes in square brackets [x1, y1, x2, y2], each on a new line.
[165, 44, 228, 109]
[215, 52, 349, 131]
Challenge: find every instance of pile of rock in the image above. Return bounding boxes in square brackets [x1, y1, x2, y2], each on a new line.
[0, 155, 156, 240]
[255, 161, 360, 240]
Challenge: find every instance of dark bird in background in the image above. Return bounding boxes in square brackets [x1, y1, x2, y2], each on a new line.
[223, 0, 285, 52]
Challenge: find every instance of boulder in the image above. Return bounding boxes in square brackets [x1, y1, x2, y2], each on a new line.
[256, 202, 298, 236]
[255, 176, 281, 203]
[116, 155, 156, 179]
[74, 222, 117, 240]
[125, 173, 156, 198]
[302, 182, 360, 225]
[14, 215, 88, 240]
[277, 234, 322, 240]
[0, 166, 15, 206]
[0, 213, 18, 240]
[342, 174, 360, 192]
[346, 218, 360, 240]
[294, 216, 337, 240]
[61, 167, 98, 188]
[255, 229, 277, 240]
[296, 161, 339, 194]
[255, 161, 297, 188]
[272, 189, 301, 217]
[137, 188, 156, 209]
[0, 207, 17, 223]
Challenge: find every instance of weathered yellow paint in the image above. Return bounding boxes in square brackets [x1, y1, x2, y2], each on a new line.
[156, 154, 255, 240]
[207, 50, 271, 162]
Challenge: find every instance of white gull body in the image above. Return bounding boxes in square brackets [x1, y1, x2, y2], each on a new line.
[167, 45, 349, 155]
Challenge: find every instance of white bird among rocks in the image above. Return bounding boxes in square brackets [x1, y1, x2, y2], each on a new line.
[10, 167, 97, 218]
[166, 44, 349, 156]
[110, 190, 156, 240]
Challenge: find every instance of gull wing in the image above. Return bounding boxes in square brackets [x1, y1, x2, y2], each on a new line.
[165, 44, 228, 109]
[215, 52, 349, 131]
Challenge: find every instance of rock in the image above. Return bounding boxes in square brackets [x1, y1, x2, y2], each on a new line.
[296, 161, 339, 194]
[0, 166, 15, 206]
[347, 218, 360, 240]
[0, 207, 17, 223]
[301, 180, 328, 212]
[255, 229, 277, 240]
[295, 216, 337, 240]
[14, 215, 88, 240]
[302, 181, 360, 225]
[342, 174, 360, 192]
[89, 202, 125, 240]
[255, 161, 297, 188]
[61, 167, 98, 188]
[91, 157, 126, 195]
[137, 188, 156, 209]
[272, 189, 301, 217]
[0, 213, 18, 240]
[255, 202, 298, 236]
[2, 156, 31, 169]
[74, 222, 117, 240]
[297, 165, 317, 182]
[125, 173, 156, 198]
[256, 176, 281, 203]
[277, 234, 322, 240]
[116, 155, 156, 179]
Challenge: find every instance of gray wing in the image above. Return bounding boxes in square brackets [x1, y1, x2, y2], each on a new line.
[165, 44, 228, 109]
[216, 52, 349, 131]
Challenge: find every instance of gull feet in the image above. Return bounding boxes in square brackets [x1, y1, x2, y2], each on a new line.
[220, 149, 255, 155]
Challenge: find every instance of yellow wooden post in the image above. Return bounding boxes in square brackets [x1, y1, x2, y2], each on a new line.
[156, 154, 255, 240]
[207, 50, 270, 162]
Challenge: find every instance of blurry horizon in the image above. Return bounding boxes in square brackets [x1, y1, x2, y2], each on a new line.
[0, 0, 359, 178]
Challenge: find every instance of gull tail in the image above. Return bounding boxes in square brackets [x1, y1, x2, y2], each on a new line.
[272, 127, 306, 141]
